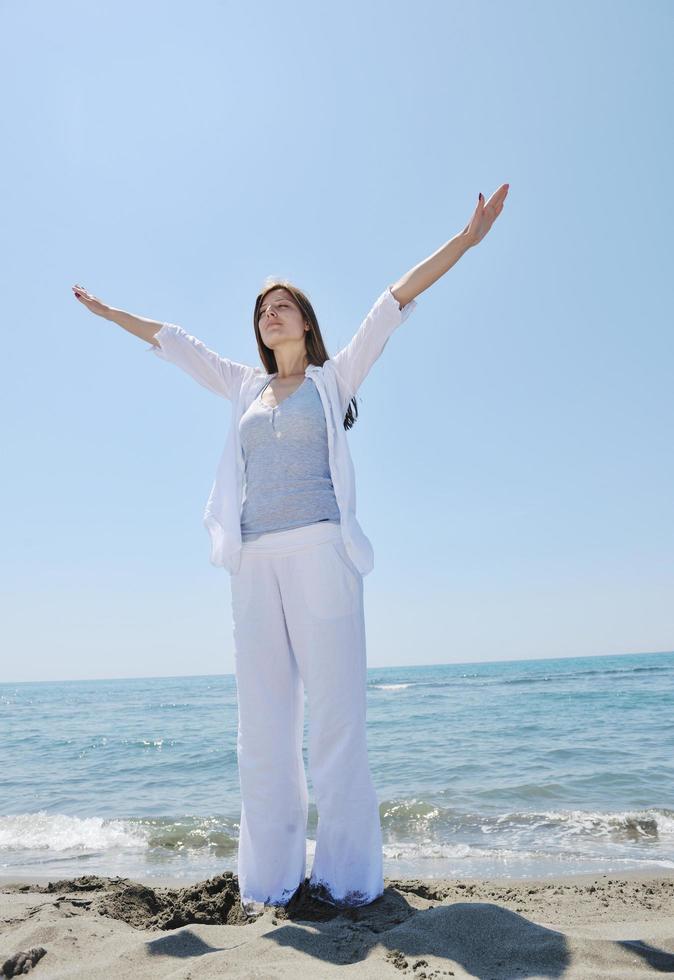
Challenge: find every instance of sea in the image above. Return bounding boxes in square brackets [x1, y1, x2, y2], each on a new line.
[1, 651, 673, 884]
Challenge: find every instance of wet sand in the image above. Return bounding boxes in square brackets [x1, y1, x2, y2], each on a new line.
[2, 868, 674, 978]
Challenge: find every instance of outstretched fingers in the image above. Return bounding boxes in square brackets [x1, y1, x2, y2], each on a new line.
[486, 183, 509, 214]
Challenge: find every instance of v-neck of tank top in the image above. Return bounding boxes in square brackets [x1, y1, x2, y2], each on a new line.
[257, 376, 309, 410]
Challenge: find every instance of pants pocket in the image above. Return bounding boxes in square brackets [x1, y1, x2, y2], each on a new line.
[298, 538, 361, 621]
[329, 538, 361, 587]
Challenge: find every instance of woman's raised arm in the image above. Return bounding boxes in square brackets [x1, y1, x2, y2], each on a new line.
[389, 183, 509, 307]
[331, 184, 509, 406]
[72, 283, 165, 345]
[71, 283, 249, 401]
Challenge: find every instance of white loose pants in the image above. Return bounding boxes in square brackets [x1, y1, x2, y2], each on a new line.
[229, 519, 384, 912]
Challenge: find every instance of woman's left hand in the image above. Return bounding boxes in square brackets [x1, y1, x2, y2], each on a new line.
[462, 183, 509, 248]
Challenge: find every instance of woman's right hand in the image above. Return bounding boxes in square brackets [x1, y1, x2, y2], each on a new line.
[71, 283, 111, 318]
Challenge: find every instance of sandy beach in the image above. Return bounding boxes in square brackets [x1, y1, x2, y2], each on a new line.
[2, 868, 674, 978]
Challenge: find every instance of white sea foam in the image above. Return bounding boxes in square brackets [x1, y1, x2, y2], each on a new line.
[0, 812, 148, 852]
[532, 808, 674, 838]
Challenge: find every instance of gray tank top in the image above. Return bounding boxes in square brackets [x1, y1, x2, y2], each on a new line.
[239, 376, 341, 540]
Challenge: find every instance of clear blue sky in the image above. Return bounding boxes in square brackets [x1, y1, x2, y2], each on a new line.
[2, 0, 672, 682]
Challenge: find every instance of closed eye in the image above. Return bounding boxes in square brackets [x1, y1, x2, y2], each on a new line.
[260, 302, 291, 317]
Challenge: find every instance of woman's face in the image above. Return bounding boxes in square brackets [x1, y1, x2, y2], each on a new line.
[258, 288, 307, 351]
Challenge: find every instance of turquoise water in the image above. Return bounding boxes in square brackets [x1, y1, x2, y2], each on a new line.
[1, 651, 673, 882]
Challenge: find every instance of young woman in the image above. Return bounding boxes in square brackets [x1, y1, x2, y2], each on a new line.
[72, 184, 509, 915]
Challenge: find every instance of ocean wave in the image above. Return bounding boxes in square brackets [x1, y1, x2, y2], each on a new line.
[119, 738, 183, 750]
[0, 813, 147, 853]
[371, 683, 414, 691]
[501, 664, 672, 686]
[530, 807, 674, 839]
[0, 813, 239, 856]
[370, 662, 673, 691]
[379, 800, 674, 840]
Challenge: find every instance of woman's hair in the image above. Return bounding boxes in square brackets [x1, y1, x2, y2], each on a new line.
[253, 277, 359, 431]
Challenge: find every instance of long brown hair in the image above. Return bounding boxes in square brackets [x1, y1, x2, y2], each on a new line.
[253, 277, 359, 431]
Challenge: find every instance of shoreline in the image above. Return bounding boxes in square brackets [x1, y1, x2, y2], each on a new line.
[2, 865, 674, 891]
[2, 869, 674, 978]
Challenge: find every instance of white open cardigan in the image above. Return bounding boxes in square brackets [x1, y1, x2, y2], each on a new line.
[146, 285, 417, 575]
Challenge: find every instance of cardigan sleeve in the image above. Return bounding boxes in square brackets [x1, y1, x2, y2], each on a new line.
[146, 324, 252, 401]
[331, 286, 417, 403]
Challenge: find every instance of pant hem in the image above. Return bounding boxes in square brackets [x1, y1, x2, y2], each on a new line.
[307, 877, 384, 909]
[240, 881, 303, 914]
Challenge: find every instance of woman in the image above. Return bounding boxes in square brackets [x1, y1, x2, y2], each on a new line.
[72, 184, 509, 915]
